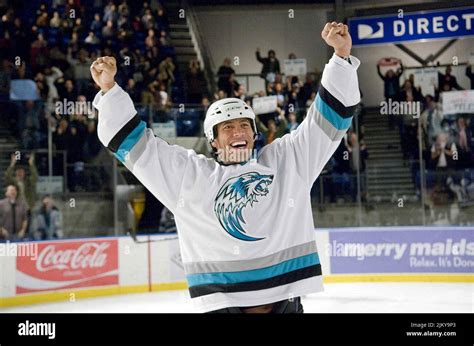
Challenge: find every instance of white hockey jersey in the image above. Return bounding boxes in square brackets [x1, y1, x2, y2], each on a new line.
[93, 53, 360, 312]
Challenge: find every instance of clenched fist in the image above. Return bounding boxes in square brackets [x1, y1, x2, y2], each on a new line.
[90, 56, 117, 93]
[321, 22, 352, 58]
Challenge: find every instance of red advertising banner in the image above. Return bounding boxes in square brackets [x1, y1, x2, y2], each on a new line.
[16, 239, 118, 294]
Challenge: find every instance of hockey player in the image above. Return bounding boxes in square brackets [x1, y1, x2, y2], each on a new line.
[91, 22, 360, 313]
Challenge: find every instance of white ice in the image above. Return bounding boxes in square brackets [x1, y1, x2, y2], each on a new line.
[2, 282, 472, 313]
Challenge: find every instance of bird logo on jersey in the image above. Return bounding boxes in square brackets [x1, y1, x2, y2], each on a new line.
[214, 172, 274, 241]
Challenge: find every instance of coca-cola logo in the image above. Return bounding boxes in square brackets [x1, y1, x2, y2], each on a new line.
[36, 242, 110, 272]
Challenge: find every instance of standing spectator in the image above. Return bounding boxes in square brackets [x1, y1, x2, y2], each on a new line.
[217, 58, 235, 96]
[431, 132, 457, 189]
[4, 153, 38, 212]
[0, 59, 12, 101]
[256, 48, 280, 88]
[456, 117, 472, 168]
[67, 48, 91, 94]
[465, 63, 474, 90]
[377, 60, 404, 102]
[156, 6, 169, 32]
[0, 185, 28, 241]
[83, 120, 102, 161]
[31, 195, 63, 240]
[186, 60, 206, 104]
[438, 66, 463, 92]
[347, 132, 369, 202]
[420, 95, 444, 146]
[159, 56, 175, 95]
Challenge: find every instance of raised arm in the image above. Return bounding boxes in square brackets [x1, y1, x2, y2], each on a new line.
[91, 57, 195, 213]
[264, 22, 360, 185]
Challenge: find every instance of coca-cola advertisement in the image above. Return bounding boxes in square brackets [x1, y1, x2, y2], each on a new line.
[16, 239, 119, 294]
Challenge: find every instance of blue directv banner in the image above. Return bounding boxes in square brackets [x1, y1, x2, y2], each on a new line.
[348, 7, 474, 46]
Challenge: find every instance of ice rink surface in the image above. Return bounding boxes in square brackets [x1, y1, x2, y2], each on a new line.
[2, 282, 472, 313]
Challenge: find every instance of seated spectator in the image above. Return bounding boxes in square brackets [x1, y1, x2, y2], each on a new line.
[102, 20, 116, 39]
[31, 195, 63, 240]
[256, 107, 287, 144]
[159, 30, 171, 47]
[85, 31, 100, 45]
[83, 120, 102, 160]
[90, 13, 102, 32]
[287, 111, 299, 133]
[145, 29, 157, 49]
[0, 185, 29, 241]
[50, 11, 61, 28]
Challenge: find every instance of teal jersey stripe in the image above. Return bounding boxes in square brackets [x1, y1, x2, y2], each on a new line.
[315, 94, 353, 130]
[114, 120, 146, 162]
[186, 252, 320, 287]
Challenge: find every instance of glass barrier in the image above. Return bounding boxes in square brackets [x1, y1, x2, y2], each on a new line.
[1, 97, 473, 241]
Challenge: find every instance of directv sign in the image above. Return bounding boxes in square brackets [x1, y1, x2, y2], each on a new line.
[348, 7, 474, 46]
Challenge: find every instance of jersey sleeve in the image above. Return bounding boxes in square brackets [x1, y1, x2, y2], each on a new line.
[266, 53, 361, 186]
[93, 83, 193, 213]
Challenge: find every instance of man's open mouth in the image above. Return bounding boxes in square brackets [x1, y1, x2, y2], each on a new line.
[229, 140, 248, 149]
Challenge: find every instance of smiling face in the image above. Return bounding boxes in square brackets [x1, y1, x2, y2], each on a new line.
[211, 118, 255, 164]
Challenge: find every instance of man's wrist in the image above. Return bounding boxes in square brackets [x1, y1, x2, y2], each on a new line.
[101, 82, 116, 94]
[335, 49, 351, 59]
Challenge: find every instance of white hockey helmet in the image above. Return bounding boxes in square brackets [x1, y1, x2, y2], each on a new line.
[204, 98, 257, 143]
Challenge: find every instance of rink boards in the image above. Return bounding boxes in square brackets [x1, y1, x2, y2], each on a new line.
[0, 227, 472, 308]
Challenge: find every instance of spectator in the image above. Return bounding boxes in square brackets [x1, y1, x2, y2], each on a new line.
[256, 48, 280, 88]
[159, 30, 171, 47]
[125, 78, 141, 102]
[438, 66, 463, 92]
[465, 63, 474, 90]
[0, 185, 29, 241]
[455, 117, 472, 168]
[186, 60, 206, 104]
[85, 31, 100, 46]
[58, 79, 78, 102]
[31, 195, 63, 240]
[420, 95, 444, 146]
[102, 19, 116, 39]
[145, 29, 157, 49]
[0, 59, 12, 101]
[376, 60, 404, 102]
[90, 13, 102, 32]
[4, 153, 38, 212]
[217, 58, 235, 96]
[431, 132, 457, 189]
[159, 56, 175, 95]
[50, 11, 61, 28]
[83, 120, 102, 160]
[287, 111, 299, 133]
[347, 132, 369, 202]
[67, 48, 91, 94]
[256, 107, 287, 144]
[156, 6, 169, 32]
